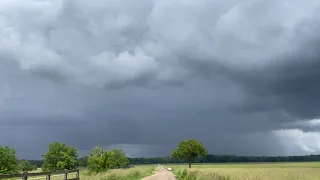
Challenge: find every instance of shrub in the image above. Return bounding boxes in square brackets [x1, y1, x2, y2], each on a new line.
[175, 168, 231, 180]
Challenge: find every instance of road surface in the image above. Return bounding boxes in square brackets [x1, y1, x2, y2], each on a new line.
[142, 165, 176, 180]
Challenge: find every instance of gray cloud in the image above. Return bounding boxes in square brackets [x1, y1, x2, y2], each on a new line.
[1, 0, 320, 159]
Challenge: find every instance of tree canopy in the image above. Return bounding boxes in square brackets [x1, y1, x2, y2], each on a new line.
[171, 139, 208, 168]
[87, 147, 130, 173]
[87, 146, 109, 173]
[0, 146, 19, 174]
[19, 160, 37, 172]
[107, 149, 130, 169]
[42, 142, 78, 171]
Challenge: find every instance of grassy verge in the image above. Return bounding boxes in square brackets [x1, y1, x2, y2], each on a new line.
[79, 166, 156, 180]
[15, 165, 156, 180]
[173, 168, 231, 180]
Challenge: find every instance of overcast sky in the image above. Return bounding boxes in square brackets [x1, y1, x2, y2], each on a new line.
[1, 0, 320, 159]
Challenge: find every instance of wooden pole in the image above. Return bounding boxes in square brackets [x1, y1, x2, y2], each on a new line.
[76, 170, 79, 179]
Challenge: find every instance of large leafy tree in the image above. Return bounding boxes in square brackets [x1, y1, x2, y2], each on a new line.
[107, 149, 130, 169]
[171, 139, 208, 168]
[42, 142, 78, 171]
[0, 146, 19, 174]
[87, 146, 108, 173]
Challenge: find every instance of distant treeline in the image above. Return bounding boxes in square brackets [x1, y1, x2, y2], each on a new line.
[24, 154, 320, 167]
[128, 155, 320, 164]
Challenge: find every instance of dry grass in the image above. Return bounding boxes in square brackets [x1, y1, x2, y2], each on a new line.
[170, 162, 320, 180]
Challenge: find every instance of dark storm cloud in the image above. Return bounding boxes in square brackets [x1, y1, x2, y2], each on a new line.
[1, 0, 320, 159]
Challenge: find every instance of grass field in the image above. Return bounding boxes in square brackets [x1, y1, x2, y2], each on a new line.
[20, 165, 155, 180]
[168, 162, 320, 180]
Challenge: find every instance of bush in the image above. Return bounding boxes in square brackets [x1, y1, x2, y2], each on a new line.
[87, 147, 131, 173]
[87, 146, 109, 173]
[175, 169, 231, 180]
[19, 160, 37, 172]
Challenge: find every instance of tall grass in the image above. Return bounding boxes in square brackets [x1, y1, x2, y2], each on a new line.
[170, 162, 320, 180]
[18, 166, 155, 180]
[79, 166, 156, 180]
[174, 168, 231, 180]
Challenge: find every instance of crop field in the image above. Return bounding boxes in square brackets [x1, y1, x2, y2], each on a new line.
[169, 162, 320, 180]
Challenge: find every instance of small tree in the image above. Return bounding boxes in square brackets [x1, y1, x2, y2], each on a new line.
[19, 160, 36, 172]
[0, 146, 19, 174]
[171, 139, 208, 168]
[42, 142, 78, 171]
[107, 149, 130, 169]
[87, 146, 108, 173]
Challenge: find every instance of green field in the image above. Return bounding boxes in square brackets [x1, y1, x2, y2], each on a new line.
[167, 162, 320, 180]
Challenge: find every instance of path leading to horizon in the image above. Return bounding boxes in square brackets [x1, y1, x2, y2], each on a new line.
[142, 165, 176, 180]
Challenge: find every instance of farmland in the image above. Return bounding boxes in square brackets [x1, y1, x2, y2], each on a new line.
[169, 162, 320, 180]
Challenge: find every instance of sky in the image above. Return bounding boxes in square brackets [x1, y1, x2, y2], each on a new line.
[1, 0, 320, 159]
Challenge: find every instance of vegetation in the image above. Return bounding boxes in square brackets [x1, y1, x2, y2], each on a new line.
[170, 162, 320, 180]
[107, 149, 130, 169]
[87, 147, 131, 173]
[21, 154, 320, 168]
[87, 146, 109, 173]
[42, 142, 78, 171]
[79, 165, 155, 180]
[128, 154, 320, 164]
[172, 139, 208, 168]
[78, 156, 87, 167]
[174, 168, 231, 180]
[19, 160, 37, 172]
[5, 139, 320, 180]
[0, 146, 19, 174]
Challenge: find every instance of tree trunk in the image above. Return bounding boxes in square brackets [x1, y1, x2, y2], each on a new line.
[188, 161, 191, 168]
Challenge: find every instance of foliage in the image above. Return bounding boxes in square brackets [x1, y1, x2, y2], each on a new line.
[171, 163, 320, 180]
[87, 146, 109, 173]
[41, 154, 320, 167]
[87, 147, 131, 173]
[107, 149, 130, 169]
[128, 154, 320, 165]
[19, 160, 37, 172]
[0, 146, 19, 174]
[78, 157, 88, 167]
[174, 168, 231, 180]
[79, 166, 155, 180]
[42, 142, 78, 171]
[171, 139, 208, 168]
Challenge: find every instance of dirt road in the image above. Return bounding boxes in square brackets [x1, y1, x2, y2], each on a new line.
[142, 166, 176, 180]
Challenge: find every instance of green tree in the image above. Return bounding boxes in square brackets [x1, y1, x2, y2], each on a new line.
[171, 139, 208, 168]
[107, 149, 130, 169]
[19, 160, 36, 172]
[42, 142, 78, 171]
[0, 146, 19, 174]
[87, 146, 108, 173]
[78, 157, 88, 167]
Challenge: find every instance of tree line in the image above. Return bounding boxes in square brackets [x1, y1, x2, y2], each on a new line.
[0, 142, 130, 174]
[127, 154, 320, 164]
[18, 154, 320, 168]
[3, 138, 320, 173]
